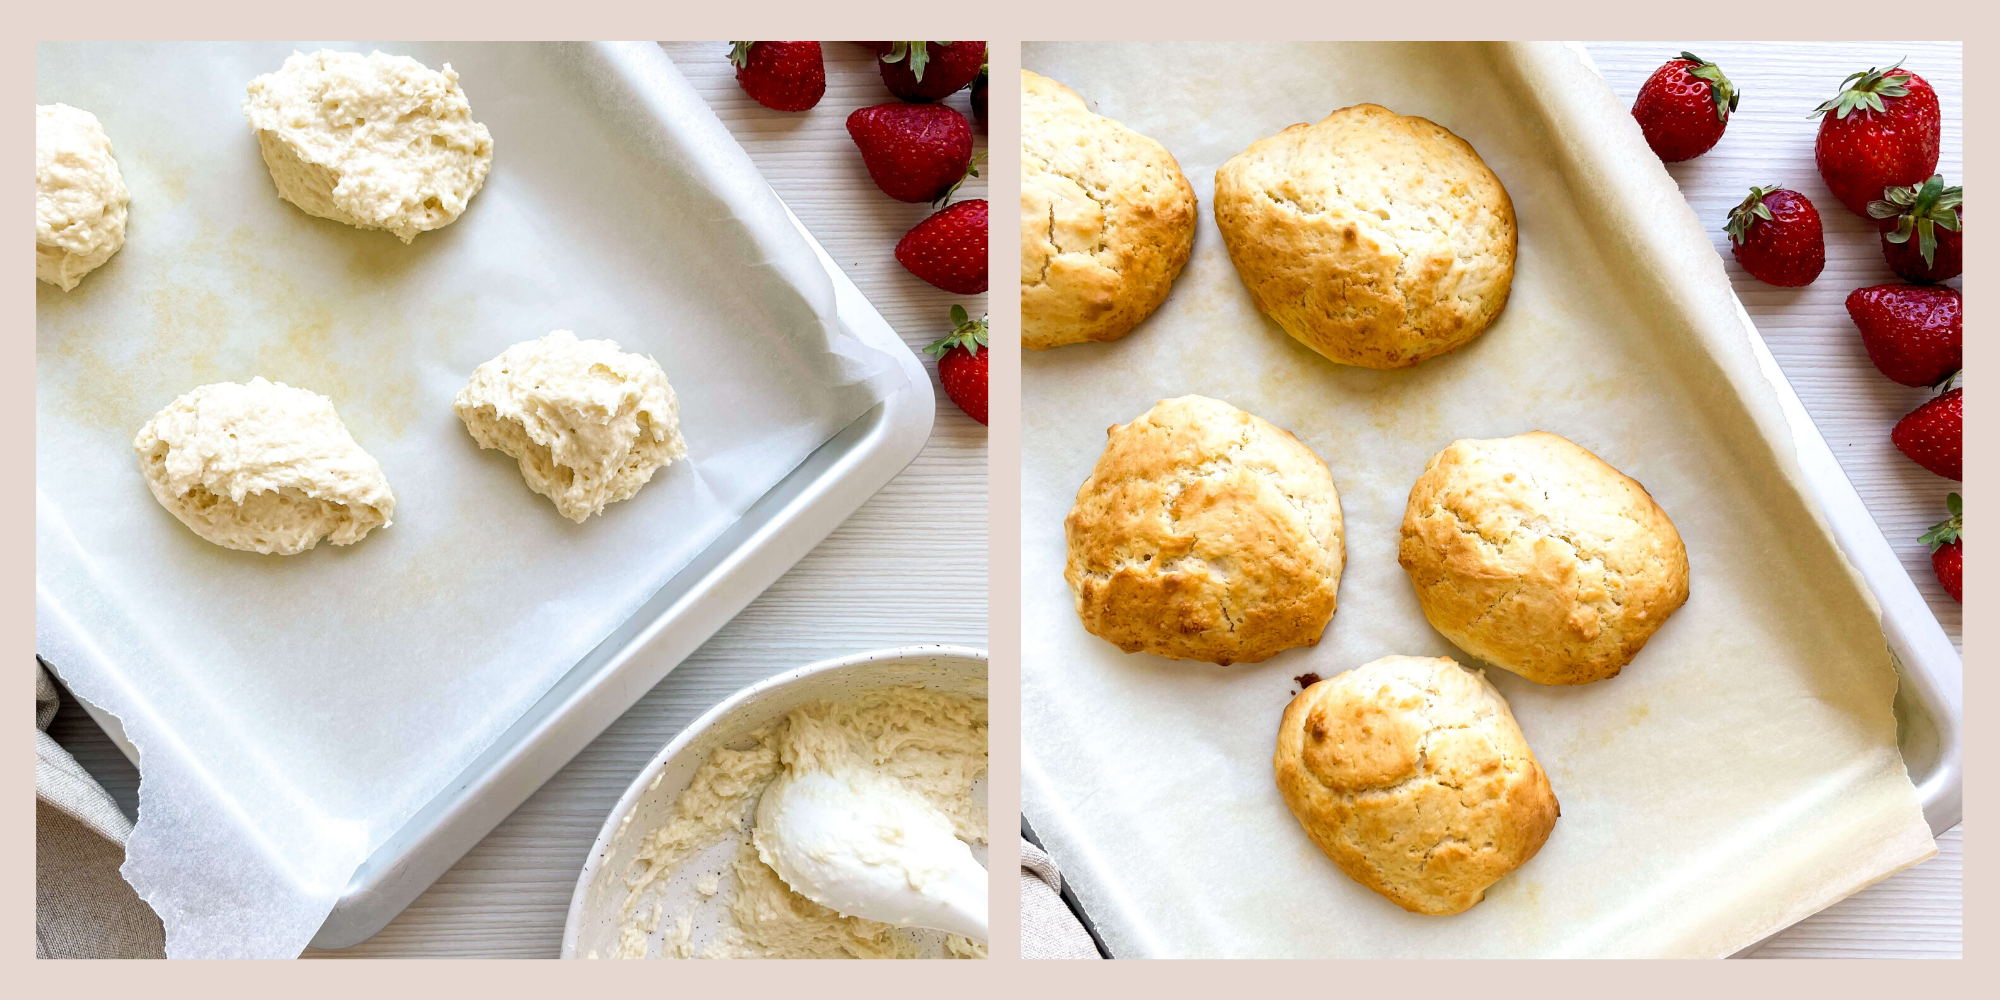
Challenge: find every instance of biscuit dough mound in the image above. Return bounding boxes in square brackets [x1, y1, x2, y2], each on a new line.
[1399, 431, 1689, 685]
[1065, 395, 1343, 665]
[243, 49, 493, 243]
[1214, 103, 1516, 369]
[36, 104, 130, 291]
[1274, 655, 1559, 916]
[133, 378, 395, 555]
[1021, 71, 1197, 350]
[454, 330, 687, 524]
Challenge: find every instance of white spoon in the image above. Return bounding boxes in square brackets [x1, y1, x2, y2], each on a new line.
[752, 766, 988, 942]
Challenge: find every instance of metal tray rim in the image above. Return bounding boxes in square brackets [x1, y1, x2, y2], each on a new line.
[1563, 42, 1959, 839]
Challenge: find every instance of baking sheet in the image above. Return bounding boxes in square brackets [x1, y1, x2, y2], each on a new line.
[1020, 41, 1935, 958]
[35, 41, 902, 959]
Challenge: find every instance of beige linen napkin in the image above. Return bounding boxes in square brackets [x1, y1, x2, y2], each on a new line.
[1021, 837, 1103, 959]
[36, 661, 165, 959]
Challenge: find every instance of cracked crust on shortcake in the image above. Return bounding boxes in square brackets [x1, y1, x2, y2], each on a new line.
[1021, 70, 1197, 350]
[1398, 431, 1689, 685]
[1063, 395, 1342, 665]
[1273, 654, 1558, 915]
[1214, 103, 1515, 368]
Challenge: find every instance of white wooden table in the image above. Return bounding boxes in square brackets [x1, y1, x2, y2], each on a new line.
[1582, 40, 1962, 959]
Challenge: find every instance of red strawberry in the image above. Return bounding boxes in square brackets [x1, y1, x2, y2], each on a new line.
[896, 199, 987, 294]
[1892, 385, 1961, 481]
[1870, 175, 1962, 283]
[925, 305, 988, 425]
[1726, 186, 1825, 286]
[971, 65, 988, 130]
[1632, 51, 1739, 162]
[878, 42, 985, 103]
[1845, 284, 1961, 387]
[1932, 535, 1963, 603]
[846, 103, 976, 204]
[1812, 63, 1941, 216]
[1920, 493, 1962, 603]
[729, 41, 825, 112]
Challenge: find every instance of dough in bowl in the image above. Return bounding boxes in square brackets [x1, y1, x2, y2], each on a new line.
[1065, 395, 1343, 665]
[36, 103, 130, 291]
[1399, 431, 1689, 685]
[454, 330, 686, 524]
[608, 686, 988, 959]
[1021, 70, 1196, 350]
[243, 50, 493, 243]
[133, 378, 395, 555]
[1274, 654, 1558, 916]
[1213, 103, 1516, 368]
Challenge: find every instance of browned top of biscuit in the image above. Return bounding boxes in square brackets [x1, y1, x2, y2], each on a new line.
[1274, 654, 1558, 915]
[1214, 103, 1516, 369]
[1064, 395, 1343, 665]
[1399, 431, 1690, 685]
[1022, 71, 1197, 351]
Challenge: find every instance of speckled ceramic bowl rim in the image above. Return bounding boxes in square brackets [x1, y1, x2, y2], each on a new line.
[560, 644, 989, 958]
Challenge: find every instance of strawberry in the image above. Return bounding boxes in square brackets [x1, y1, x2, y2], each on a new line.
[925, 305, 989, 425]
[846, 103, 976, 204]
[1845, 283, 1961, 387]
[896, 199, 987, 294]
[1892, 384, 1961, 481]
[971, 64, 988, 130]
[878, 42, 985, 103]
[1920, 493, 1962, 603]
[1812, 63, 1941, 216]
[729, 41, 825, 112]
[1632, 51, 1739, 162]
[1726, 185, 1825, 286]
[1869, 175, 1962, 283]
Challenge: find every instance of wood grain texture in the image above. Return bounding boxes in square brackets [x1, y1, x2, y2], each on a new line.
[1585, 40, 1961, 961]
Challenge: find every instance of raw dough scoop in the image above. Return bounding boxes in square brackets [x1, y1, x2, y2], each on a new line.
[752, 765, 989, 941]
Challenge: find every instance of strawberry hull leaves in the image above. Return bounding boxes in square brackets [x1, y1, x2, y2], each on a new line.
[937, 150, 987, 206]
[879, 41, 985, 102]
[1932, 540, 1961, 604]
[925, 305, 989, 425]
[1726, 185, 1825, 286]
[1919, 493, 1962, 603]
[1632, 51, 1738, 162]
[728, 41, 825, 112]
[1869, 175, 1963, 282]
[1812, 63, 1941, 216]
[1882, 205, 1963, 283]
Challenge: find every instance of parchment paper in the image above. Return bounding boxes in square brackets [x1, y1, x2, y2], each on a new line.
[1020, 41, 1934, 958]
[35, 41, 903, 958]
